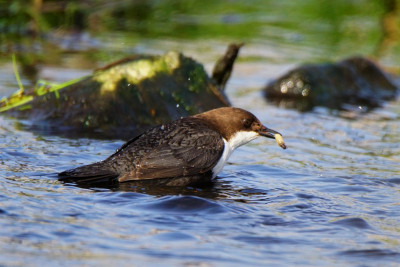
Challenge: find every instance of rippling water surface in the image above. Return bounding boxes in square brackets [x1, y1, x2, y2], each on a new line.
[1, 84, 399, 266]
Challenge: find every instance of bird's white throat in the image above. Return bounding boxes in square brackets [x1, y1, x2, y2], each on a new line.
[212, 131, 259, 178]
[227, 130, 259, 150]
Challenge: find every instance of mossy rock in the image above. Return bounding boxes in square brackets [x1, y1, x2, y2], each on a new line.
[2, 51, 230, 139]
[264, 57, 398, 112]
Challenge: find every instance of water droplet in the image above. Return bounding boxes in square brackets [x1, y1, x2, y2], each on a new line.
[301, 88, 310, 96]
[296, 80, 304, 88]
[280, 84, 288, 93]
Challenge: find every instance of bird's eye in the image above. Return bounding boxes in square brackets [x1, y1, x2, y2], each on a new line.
[243, 119, 252, 128]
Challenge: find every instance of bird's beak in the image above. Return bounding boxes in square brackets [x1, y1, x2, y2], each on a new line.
[258, 125, 287, 149]
[258, 125, 282, 139]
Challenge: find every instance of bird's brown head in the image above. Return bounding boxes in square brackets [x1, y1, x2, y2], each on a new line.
[194, 107, 287, 149]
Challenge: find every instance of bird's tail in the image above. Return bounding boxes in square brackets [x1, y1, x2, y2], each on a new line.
[58, 162, 119, 186]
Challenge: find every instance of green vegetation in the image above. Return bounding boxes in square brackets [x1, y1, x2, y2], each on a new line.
[1, 0, 398, 56]
[0, 71, 85, 112]
[0, 0, 399, 97]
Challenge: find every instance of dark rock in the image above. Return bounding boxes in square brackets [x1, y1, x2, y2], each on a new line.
[212, 43, 244, 90]
[264, 57, 398, 111]
[2, 51, 232, 139]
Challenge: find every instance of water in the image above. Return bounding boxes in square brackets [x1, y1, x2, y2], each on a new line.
[1, 88, 399, 266]
[1, 1, 400, 266]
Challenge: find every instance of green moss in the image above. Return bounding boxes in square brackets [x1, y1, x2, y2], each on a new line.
[93, 51, 181, 94]
[188, 66, 207, 93]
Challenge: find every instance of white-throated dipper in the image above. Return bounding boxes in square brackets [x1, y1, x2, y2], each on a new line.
[58, 107, 286, 186]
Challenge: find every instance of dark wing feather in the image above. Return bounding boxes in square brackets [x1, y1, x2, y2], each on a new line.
[117, 119, 224, 182]
[58, 162, 119, 185]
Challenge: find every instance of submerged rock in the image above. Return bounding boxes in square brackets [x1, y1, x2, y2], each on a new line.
[264, 57, 398, 111]
[2, 50, 233, 139]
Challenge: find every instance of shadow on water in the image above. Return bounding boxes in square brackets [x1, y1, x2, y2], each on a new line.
[67, 179, 221, 198]
[57, 171, 241, 200]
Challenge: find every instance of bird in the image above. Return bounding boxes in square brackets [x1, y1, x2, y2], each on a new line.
[58, 107, 286, 187]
